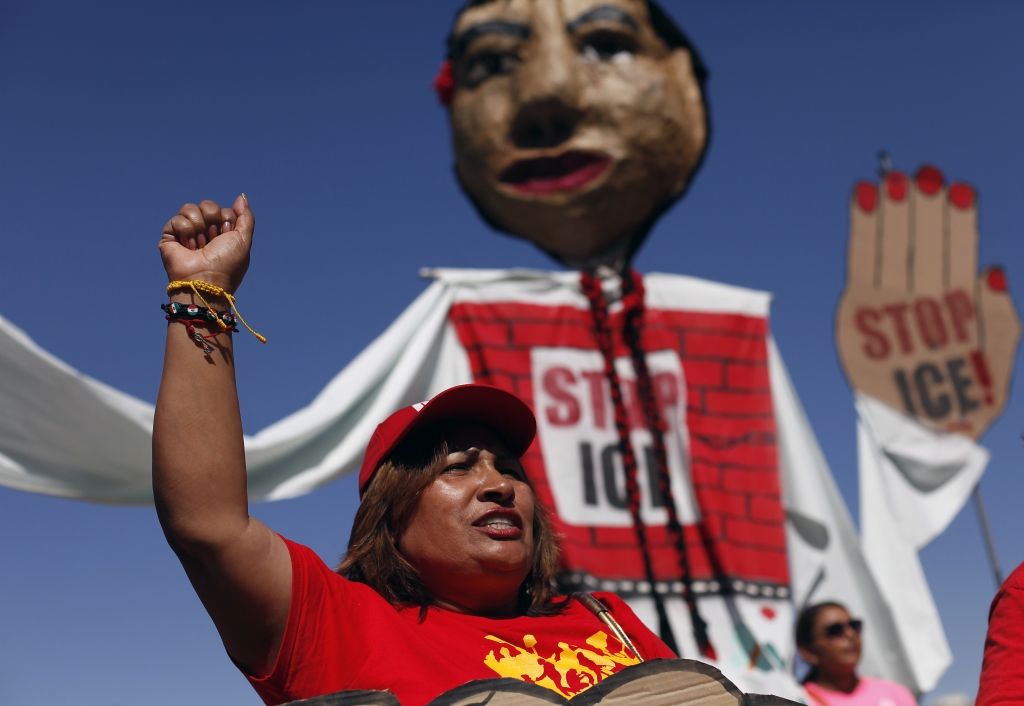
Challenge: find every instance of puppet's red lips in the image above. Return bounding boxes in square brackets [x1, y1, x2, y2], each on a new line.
[500, 152, 612, 195]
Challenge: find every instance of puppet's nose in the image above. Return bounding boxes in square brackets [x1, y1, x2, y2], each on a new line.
[510, 97, 582, 149]
[510, 12, 582, 150]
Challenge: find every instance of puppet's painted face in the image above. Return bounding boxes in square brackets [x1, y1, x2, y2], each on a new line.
[448, 0, 707, 264]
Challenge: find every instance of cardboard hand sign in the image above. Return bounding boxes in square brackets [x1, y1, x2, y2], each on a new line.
[836, 165, 1021, 439]
[283, 660, 798, 706]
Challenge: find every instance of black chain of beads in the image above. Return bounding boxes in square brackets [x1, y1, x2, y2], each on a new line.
[579, 268, 720, 663]
[579, 269, 680, 657]
[620, 269, 716, 661]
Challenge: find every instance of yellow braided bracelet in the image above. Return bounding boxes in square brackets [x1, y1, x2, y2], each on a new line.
[167, 280, 266, 343]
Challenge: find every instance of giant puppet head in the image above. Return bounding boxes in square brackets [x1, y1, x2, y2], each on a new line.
[443, 0, 709, 270]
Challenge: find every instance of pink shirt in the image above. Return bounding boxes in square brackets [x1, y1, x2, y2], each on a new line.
[805, 677, 917, 706]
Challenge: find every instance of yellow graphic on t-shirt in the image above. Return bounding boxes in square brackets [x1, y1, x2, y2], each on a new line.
[483, 630, 640, 698]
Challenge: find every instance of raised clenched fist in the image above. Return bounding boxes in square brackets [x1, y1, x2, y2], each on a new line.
[836, 166, 1020, 440]
[159, 195, 254, 294]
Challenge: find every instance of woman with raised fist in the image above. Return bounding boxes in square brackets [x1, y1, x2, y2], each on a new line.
[152, 196, 674, 706]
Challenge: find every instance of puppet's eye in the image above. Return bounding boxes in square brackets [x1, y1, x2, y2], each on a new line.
[580, 32, 636, 64]
[464, 52, 520, 87]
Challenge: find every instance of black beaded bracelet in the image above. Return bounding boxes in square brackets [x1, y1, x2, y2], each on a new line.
[161, 302, 237, 328]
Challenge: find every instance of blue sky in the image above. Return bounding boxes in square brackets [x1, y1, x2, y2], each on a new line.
[1, 1, 1023, 703]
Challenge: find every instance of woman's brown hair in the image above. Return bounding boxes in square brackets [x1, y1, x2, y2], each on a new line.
[337, 424, 565, 617]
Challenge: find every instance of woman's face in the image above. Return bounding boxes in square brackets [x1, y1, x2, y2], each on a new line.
[800, 605, 862, 675]
[398, 422, 536, 616]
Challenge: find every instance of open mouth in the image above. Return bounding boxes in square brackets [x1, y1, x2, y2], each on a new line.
[500, 151, 612, 195]
[473, 508, 524, 539]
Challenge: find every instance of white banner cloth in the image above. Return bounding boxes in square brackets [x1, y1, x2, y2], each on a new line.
[0, 280, 460, 503]
[856, 392, 989, 692]
[770, 341, 918, 690]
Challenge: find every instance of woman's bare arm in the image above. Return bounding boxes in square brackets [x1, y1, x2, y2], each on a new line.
[153, 195, 291, 676]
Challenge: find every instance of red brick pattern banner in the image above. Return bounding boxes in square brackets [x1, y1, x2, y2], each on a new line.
[449, 299, 789, 591]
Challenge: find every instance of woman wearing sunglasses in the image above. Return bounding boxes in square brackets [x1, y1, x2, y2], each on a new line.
[796, 603, 916, 706]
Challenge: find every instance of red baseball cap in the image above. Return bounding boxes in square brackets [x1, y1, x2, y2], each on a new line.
[358, 384, 537, 496]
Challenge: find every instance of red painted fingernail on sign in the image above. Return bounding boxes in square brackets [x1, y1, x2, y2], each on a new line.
[949, 183, 975, 210]
[916, 165, 944, 195]
[886, 171, 907, 201]
[987, 268, 1007, 292]
[856, 182, 877, 212]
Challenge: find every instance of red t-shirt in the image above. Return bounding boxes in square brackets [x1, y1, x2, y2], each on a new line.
[977, 561, 1024, 706]
[245, 539, 676, 706]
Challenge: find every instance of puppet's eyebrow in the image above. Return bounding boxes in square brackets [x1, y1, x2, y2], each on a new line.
[453, 20, 530, 59]
[566, 6, 639, 33]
